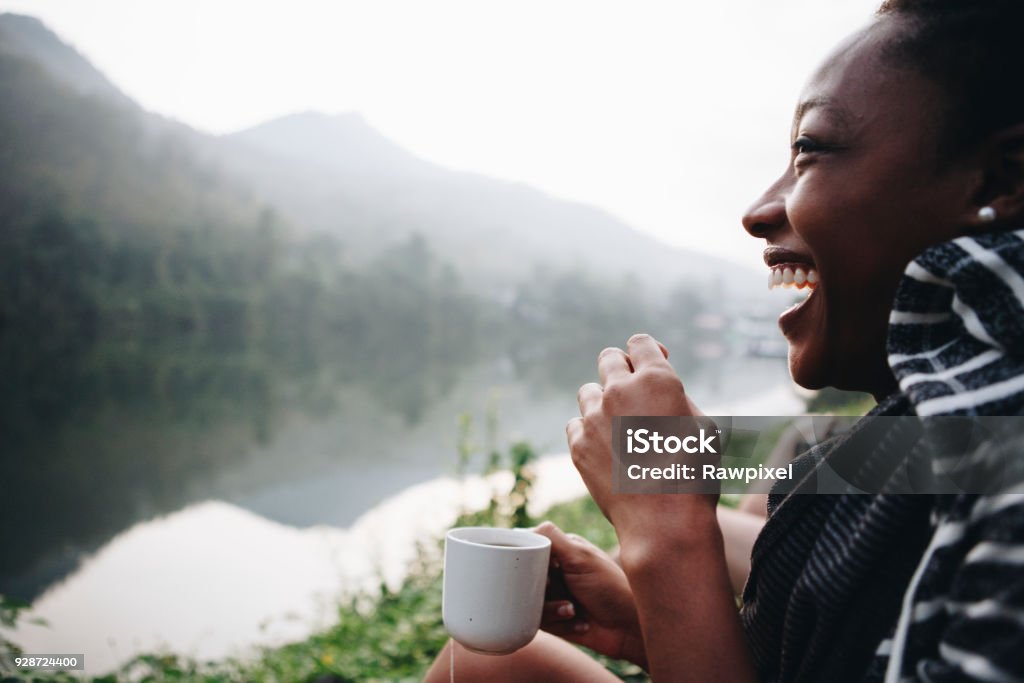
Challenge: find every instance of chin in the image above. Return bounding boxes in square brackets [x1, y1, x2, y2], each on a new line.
[787, 344, 830, 392]
[790, 350, 894, 400]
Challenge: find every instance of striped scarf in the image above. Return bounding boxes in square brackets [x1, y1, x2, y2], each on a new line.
[740, 230, 1024, 683]
[888, 230, 1024, 417]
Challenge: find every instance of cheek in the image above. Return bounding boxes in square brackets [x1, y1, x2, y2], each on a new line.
[787, 174, 902, 358]
[787, 171, 906, 285]
[787, 197, 857, 299]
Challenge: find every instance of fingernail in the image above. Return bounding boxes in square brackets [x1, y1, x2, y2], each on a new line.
[574, 621, 590, 633]
[558, 603, 575, 618]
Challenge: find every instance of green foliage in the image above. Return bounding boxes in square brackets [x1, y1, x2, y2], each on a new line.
[452, 443, 538, 531]
[541, 495, 618, 552]
[450, 411, 538, 529]
[164, 557, 450, 683]
[805, 387, 876, 416]
[1, 595, 29, 630]
[0, 596, 26, 675]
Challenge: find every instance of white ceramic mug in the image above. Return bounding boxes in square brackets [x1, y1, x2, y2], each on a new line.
[442, 527, 552, 655]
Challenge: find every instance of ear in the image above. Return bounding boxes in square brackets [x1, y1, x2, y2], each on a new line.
[969, 122, 1024, 230]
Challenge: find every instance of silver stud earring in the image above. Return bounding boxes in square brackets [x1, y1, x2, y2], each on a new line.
[978, 206, 997, 223]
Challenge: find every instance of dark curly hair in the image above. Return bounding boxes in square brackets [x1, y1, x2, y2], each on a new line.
[875, 0, 1024, 160]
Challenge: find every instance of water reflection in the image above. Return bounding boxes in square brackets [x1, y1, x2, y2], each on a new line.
[0, 285, 793, 675]
[0, 342, 791, 605]
[7, 457, 590, 675]
[5, 373, 798, 675]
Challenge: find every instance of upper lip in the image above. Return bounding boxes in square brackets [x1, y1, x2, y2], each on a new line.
[763, 246, 816, 269]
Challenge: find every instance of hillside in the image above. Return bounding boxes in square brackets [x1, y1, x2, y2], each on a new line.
[0, 13, 131, 104]
[0, 21, 264, 242]
[221, 111, 763, 293]
[0, 11, 763, 296]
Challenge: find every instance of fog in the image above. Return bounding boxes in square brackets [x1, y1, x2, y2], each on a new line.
[0, 0, 880, 266]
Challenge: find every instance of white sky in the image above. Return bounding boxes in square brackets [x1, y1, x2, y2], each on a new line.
[0, 0, 880, 267]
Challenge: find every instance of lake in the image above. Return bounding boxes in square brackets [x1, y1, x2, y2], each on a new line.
[0, 347, 795, 675]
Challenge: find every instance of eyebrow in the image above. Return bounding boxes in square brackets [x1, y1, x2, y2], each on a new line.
[791, 96, 853, 138]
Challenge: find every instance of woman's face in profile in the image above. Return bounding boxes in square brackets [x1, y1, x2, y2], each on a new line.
[743, 16, 979, 398]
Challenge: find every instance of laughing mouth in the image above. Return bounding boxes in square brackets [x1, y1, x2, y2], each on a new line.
[767, 264, 819, 290]
[763, 247, 819, 291]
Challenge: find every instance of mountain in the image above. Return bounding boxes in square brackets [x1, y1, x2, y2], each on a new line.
[0, 14, 264, 243]
[0, 10, 765, 298]
[0, 13, 132, 106]
[221, 112, 764, 294]
[228, 110, 433, 179]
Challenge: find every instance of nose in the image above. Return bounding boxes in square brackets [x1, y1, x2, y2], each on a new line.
[742, 176, 788, 238]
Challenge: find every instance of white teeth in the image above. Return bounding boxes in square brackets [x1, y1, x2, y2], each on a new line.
[768, 265, 819, 291]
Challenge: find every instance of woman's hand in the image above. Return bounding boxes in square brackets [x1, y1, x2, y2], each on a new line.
[566, 333, 715, 542]
[564, 334, 758, 681]
[535, 521, 647, 669]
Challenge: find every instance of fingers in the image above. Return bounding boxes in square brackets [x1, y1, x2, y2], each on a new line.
[535, 521, 598, 574]
[543, 600, 576, 622]
[541, 599, 591, 637]
[535, 520, 566, 547]
[627, 333, 671, 371]
[597, 337, 670, 385]
[597, 347, 631, 385]
[577, 382, 602, 417]
[565, 417, 583, 446]
[564, 530, 601, 552]
[536, 521, 574, 567]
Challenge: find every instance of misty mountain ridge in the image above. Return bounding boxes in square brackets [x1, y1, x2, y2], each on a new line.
[228, 111, 436, 178]
[0, 11, 764, 298]
[224, 112, 764, 294]
[0, 13, 133, 107]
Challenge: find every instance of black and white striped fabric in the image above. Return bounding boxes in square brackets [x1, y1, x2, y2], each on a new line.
[740, 230, 1024, 683]
[888, 230, 1024, 417]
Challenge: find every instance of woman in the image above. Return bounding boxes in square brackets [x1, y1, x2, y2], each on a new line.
[424, 1, 1024, 680]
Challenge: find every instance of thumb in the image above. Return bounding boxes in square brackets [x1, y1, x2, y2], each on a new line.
[534, 521, 597, 574]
